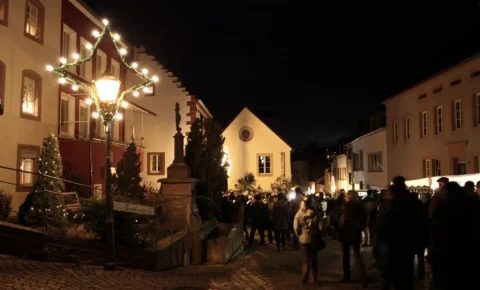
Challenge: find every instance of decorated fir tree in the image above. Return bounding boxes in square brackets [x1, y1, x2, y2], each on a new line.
[113, 142, 145, 200]
[19, 133, 67, 227]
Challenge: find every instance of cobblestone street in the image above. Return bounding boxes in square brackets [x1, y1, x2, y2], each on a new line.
[0, 239, 428, 289]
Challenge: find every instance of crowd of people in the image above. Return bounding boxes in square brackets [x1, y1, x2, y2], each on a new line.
[219, 176, 480, 289]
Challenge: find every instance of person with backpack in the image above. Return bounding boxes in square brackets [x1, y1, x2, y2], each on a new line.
[362, 189, 377, 247]
[338, 190, 368, 287]
[294, 195, 323, 284]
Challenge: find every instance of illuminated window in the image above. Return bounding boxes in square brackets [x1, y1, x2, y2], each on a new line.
[24, 0, 44, 44]
[144, 85, 154, 96]
[21, 70, 42, 121]
[148, 152, 165, 175]
[258, 154, 273, 175]
[17, 144, 39, 191]
[0, 0, 8, 26]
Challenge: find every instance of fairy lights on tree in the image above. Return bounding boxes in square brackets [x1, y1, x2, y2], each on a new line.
[45, 19, 159, 122]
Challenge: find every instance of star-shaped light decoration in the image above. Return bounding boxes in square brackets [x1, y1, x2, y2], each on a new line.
[46, 19, 159, 122]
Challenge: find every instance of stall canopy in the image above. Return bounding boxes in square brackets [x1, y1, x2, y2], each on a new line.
[405, 173, 480, 190]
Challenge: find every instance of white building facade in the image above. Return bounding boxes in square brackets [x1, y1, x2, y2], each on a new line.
[0, 0, 62, 209]
[222, 108, 292, 192]
[124, 47, 212, 187]
[349, 128, 388, 190]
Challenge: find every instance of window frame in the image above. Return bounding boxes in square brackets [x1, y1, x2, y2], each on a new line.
[24, 0, 44, 45]
[421, 111, 427, 137]
[147, 152, 165, 175]
[425, 159, 431, 177]
[405, 117, 410, 140]
[20, 69, 42, 121]
[436, 106, 443, 134]
[367, 151, 383, 172]
[111, 58, 120, 80]
[144, 84, 155, 96]
[16, 144, 40, 192]
[454, 100, 462, 129]
[96, 49, 107, 79]
[59, 93, 75, 137]
[62, 24, 77, 74]
[0, 0, 9, 27]
[78, 99, 90, 139]
[257, 153, 273, 176]
[79, 38, 93, 81]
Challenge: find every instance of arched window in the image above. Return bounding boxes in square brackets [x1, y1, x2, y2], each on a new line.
[20, 69, 42, 121]
[24, 0, 45, 44]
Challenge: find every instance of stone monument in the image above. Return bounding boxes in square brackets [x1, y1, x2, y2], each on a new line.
[159, 103, 200, 233]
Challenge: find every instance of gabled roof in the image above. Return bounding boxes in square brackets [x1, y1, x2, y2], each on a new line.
[223, 107, 292, 150]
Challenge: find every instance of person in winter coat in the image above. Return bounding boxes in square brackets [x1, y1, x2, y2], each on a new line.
[234, 194, 249, 239]
[273, 192, 290, 251]
[266, 196, 275, 244]
[248, 194, 268, 246]
[290, 187, 304, 249]
[294, 195, 322, 284]
[338, 190, 367, 287]
[362, 190, 377, 247]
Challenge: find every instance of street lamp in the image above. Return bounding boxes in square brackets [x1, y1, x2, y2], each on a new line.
[46, 20, 158, 270]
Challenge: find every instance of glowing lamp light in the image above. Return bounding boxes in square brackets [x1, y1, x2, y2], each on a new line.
[85, 43, 93, 50]
[72, 84, 79, 91]
[131, 62, 138, 69]
[288, 191, 296, 201]
[143, 87, 149, 93]
[58, 78, 66, 84]
[102, 19, 109, 25]
[59, 57, 67, 64]
[95, 71, 121, 103]
[46, 65, 54, 72]
[121, 101, 129, 108]
[116, 113, 123, 120]
[113, 33, 120, 41]
[92, 30, 100, 38]
[86, 98, 93, 105]
[119, 48, 127, 55]
[92, 111, 100, 119]
[133, 91, 139, 97]
[72, 53, 80, 60]
[152, 75, 159, 82]
[141, 68, 148, 75]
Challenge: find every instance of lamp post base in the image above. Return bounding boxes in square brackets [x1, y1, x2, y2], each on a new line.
[104, 218, 116, 271]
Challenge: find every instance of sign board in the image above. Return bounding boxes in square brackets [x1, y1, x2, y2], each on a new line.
[113, 201, 155, 216]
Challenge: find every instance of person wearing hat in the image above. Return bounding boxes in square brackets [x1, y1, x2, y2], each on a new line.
[437, 177, 449, 191]
[429, 177, 449, 218]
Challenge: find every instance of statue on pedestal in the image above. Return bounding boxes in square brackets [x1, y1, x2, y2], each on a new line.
[175, 102, 181, 133]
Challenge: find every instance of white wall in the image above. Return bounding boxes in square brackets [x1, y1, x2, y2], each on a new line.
[124, 48, 190, 187]
[223, 108, 292, 192]
[351, 128, 388, 189]
[0, 0, 62, 209]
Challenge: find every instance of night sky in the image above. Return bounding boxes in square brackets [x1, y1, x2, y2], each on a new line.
[83, 0, 480, 148]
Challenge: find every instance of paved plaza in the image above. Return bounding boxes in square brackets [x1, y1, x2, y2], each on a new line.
[0, 239, 430, 290]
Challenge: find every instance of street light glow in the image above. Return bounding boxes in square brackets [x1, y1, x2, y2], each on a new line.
[95, 72, 121, 103]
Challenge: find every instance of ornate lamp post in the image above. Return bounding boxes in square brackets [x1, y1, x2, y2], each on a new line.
[46, 19, 158, 270]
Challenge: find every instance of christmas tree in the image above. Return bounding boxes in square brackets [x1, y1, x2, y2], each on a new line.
[19, 133, 67, 227]
[113, 142, 145, 200]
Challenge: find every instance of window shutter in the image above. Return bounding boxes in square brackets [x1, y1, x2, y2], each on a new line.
[473, 94, 478, 127]
[474, 156, 479, 173]
[434, 107, 438, 135]
[451, 101, 456, 131]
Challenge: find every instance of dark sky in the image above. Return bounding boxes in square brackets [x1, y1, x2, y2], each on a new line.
[83, 0, 480, 148]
